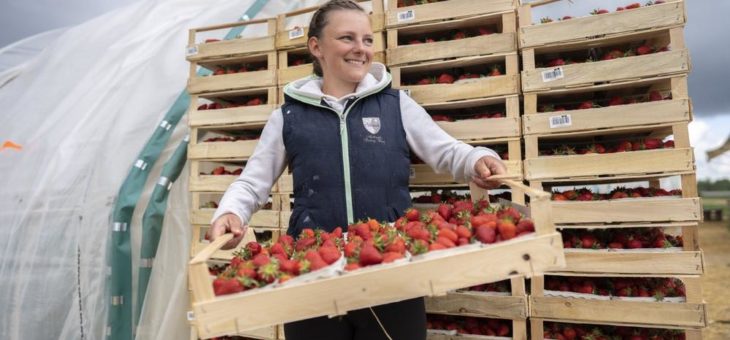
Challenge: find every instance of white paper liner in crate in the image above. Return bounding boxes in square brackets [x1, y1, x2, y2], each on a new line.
[275, 255, 346, 287]
[427, 329, 511, 340]
[611, 296, 686, 303]
[564, 247, 684, 253]
[544, 290, 612, 301]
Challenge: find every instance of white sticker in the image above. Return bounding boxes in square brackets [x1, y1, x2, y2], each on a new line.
[541, 67, 564, 82]
[397, 10, 415, 22]
[549, 114, 572, 128]
[186, 45, 198, 56]
[134, 159, 148, 170]
[409, 167, 416, 179]
[186, 311, 195, 321]
[288, 27, 304, 40]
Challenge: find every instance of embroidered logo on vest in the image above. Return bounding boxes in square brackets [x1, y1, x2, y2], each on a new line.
[362, 117, 381, 135]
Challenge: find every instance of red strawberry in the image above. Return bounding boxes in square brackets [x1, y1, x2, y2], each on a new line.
[577, 101, 595, 110]
[358, 244, 383, 266]
[416, 78, 432, 85]
[252, 253, 271, 267]
[616, 140, 632, 152]
[626, 3, 641, 9]
[455, 225, 472, 239]
[437, 228, 459, 243]
[561, 16, 573, 20]
[246, 98, 263, 106]
[212, 277, 244, 296]
[279, 259, 300, 275]
[478, 27, 494, 35]
[382, 251, 404, 263]
[453, 31, 466, 40]
[197, 103, 208, 110]
[204, 38, 221, 43]
[304, 250, 329, 271]
[663, 140, 675, 148]
[408, 39, 422, 45]
[211, 166, 225, 175]
[616, 6, 625, 11]
[318, 246, 341, 265]
[257, 261, 281, 283]
[580, 234, 597, 248]
[648, 90, 663, 101]
[591, 9, 609, 15]
[437, 73, 455, 84]
[547, 58, 565, 67]
[385, 237, 406, 254]
[552, 193, 568, 201]
[435, 236, 456, 248]
[636, 44, 653, 55]
[475, 225, 496, 243]
[603, 49, 624, 61]
[643, 138, 662, 150]
[516, 219, 535, 233]
[213, 68, 226, 75]
[488, 66, 502, 77]
[405, 208, 420, 221]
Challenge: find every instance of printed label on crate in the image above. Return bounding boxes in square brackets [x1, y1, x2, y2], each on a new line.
[397, 10, 415, 22]
[549, 114, 572, 128]
[186, 45, 199, 56]
[409, 167, 416, 179]
[289, 27, 305, 40]
[403, 89, 412, 97]
[541, 67, 564, 82]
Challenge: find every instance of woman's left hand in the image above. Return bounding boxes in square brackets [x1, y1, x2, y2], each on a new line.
[472, 155, 508, 189]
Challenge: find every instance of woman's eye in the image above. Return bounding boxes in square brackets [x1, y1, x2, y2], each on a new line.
[364, 38, 373, 45]
[340, 36, 353, 41]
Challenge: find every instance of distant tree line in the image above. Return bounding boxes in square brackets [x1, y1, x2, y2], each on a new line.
[698, 179, 730, 191]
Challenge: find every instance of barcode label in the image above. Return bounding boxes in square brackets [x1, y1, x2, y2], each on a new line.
[289, 27, 304, 40]
[185, 45, 198, 56]
[397, 10, 415, 22]
[409, 167, 416, 179]
[541, 67, 564, 82]
[549, 114, 572, 128]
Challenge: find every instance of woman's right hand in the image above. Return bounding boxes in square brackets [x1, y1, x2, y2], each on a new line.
[207, 213, 247, 250]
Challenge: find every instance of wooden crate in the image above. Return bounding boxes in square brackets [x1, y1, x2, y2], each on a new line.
[386, 0, 517, 28]
[188, 179, 565, 339]
[523, 122, 695, 181]
[518, 0, 685, 49]
[556, 223, 703, 275]
[522, 76, 691, 136]
[186, 18, 276, 65]
[386, 12, 517, 66]
[392, 53, 520, 105]
[530, 318, 703, 340]
[190, 161, 292, 194]
[428, 95, 521, 142]
[276, 0, 385, 51]
[410, 138, 522, 185]
[188, 51, 277, 95]
[426, 277, 528, 339]
[188, 127, 261, 160]
[520, 27, 689, 93]
[529, 274, 707, 329]
[189, 88, 278, 128]
[277, 33, 386, 86]
[190, 193, 282, 229]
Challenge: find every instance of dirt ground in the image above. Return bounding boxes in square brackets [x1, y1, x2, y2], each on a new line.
[700, 221, 730, 339]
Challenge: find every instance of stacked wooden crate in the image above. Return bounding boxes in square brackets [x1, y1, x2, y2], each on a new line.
[384, 1, 528, 339]
[517, 1, 705, 338]
[185, 18, 283, 340]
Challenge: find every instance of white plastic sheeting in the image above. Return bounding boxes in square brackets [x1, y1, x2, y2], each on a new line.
[0, 0, 321, 339]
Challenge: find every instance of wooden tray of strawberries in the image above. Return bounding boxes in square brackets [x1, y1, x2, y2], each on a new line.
[188, 179, 565, 339]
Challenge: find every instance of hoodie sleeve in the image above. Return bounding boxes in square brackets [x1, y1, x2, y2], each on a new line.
[212, 108, 287, 225]
[399, 91, 500, 182]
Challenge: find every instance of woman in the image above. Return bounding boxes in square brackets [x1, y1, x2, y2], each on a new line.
[207, 1, 507, 339]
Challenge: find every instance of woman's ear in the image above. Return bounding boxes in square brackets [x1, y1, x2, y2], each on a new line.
[308, 36, 322, 60]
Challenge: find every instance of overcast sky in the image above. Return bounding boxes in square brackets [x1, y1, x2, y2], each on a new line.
[0, 0, 728, 177]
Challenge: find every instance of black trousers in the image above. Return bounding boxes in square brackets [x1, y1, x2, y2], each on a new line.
[283, 297, 426, 340]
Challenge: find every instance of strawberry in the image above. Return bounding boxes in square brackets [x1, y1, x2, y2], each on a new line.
[429, 243, 447, 251]
[425, 38, 435, 43]
[577, 101, 595, 110]
[385, 237, 406, 254]
[382, 251, 404, 263]
[474, 225, 496, 243]
[602, 49, 624, 61]
[409, 239, 429, 255]
[453, 31, 466, 40]
[552, 193, 568, 201]
[204, 38, 221, 43]
[416, 78, 432, 85]
[437, 228, 459, 243]
[246, 98, 263, 106]
[358, 244, 383, 266]
[279, 259, 300, 275]
[405, 208, 420, 221]
[245, 241, 262, 257]
[213, 277, 244, 296]
[616, 140, 632, 152]
[663, 140, 675, 148]
[455, 225, 472, 239]
[437, 73, 455, 84]
[344, 262, 361, 271]
[616, 6, 625, 11]
[627, 238, 643, 249]
[304, 250, 329, 271]
[257, 261, 281, 284]
[478, 27, 494, 35]
[211, 166, 225, 175]
[318, 246, 341, 265]
[408, 39, 422, 45]
[626, 3, 642, 9]
[648, 90, 664, 101]
[197, 103, 208, 110]
[643, 138, 662, 150]
[232, 168, 242, 175]
[591, 9, 609, 15]
[547, 58, 565, 67]
[488, 66, 502, 77]
[497, 219, 517, 240]
[636, 44, 653, 55]
[435, 236, 456, 248]
[516, 219, 535, 233]
[580, 234, 597, 248]
[252, 253, 271, 267]
[561, 16, 573, 20]
[213, 68, 226, 75]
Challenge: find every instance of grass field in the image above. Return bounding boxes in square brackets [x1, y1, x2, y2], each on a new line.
[702, 197, 729, 222]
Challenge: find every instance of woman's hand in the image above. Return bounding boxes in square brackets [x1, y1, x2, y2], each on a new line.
[206, 213, 247, 250]
[472, 155, 508, 189]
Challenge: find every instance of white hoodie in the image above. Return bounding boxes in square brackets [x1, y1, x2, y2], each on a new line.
[212, 62, 500, 225]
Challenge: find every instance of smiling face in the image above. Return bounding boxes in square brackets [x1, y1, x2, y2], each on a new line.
[308, 9, 374, 96]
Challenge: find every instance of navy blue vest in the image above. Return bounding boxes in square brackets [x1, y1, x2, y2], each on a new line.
[281, 88, 411, 236]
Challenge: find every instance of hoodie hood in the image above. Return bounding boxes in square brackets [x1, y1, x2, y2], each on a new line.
[282, 62, 391, 107]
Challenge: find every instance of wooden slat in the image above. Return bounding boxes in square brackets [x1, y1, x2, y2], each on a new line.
[401, 74, 520, 104]
[437, 117, 520, 141]
[519, 1, 686, 48]
[387, 32, 516, 67]
[189, 105, 274, 128]
[524, 148, 695, 181]
[523, 99, 690, 135]
[191, 209, 280, 228]
[188, 36, 275, 63]
[410, 160, 522, 185]
[191, 232, 565, 338]
[188, 140, 259, 160]
[188, 70, 277, 94]
[530, 296, 706, 328]
[550, 197, 701, 224]
[522, 49, 690, 92]
[425, 292, 528, 319]
[386, 0, 516, 28]
[561, 250, 704, 275]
